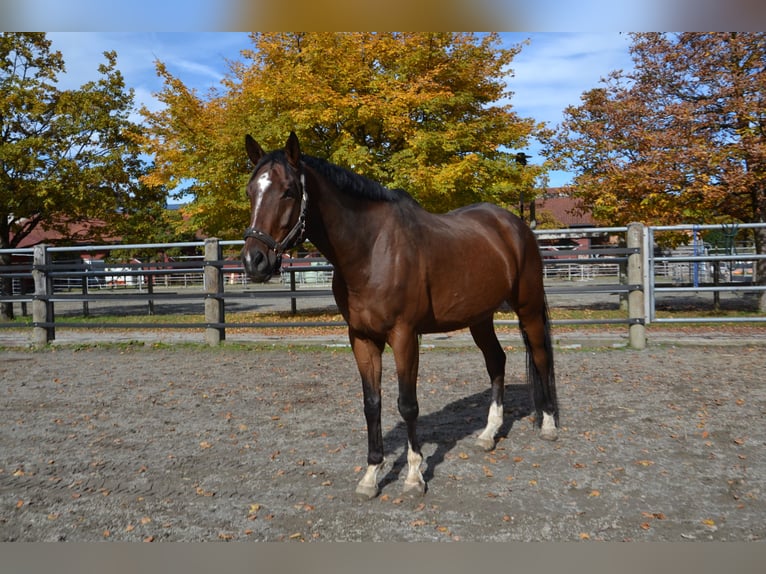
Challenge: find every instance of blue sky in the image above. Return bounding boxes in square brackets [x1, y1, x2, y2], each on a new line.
[46, 32, 635, 189]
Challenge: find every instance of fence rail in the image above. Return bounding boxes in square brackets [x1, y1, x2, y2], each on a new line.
[2, 223, 765, 348]
[646, 223, 766, 325]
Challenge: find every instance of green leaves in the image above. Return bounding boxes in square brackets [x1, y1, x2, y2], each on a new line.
[0, 33, 165, 250]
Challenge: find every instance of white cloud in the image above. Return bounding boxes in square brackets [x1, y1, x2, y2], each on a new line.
[498, 33, 634, 186]
[48, 32, 250, 112]
[506, 33, 634, 127]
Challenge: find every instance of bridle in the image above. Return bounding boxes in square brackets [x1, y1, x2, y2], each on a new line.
[243, 165, 308, 272]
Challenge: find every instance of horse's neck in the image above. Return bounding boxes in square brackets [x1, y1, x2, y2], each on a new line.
[304, 174, 384, 269]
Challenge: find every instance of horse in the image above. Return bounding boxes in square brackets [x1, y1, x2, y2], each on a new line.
[241, 132, 559, 499]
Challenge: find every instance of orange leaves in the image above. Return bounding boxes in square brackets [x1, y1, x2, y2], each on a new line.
[195, 486, 215, 497]
[639, 511, 667, 532]
[547, 33, 766, 225]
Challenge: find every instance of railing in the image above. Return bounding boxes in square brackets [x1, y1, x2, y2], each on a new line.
[647, 223, 766, 324]
[2, 223, 765, 348]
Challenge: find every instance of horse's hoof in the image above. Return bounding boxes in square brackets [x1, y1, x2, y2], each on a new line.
[474, 436, 496, 451]
[355, 483, 380, 500]
[539, 427, 559, 441]
[402, 480, 427, 498]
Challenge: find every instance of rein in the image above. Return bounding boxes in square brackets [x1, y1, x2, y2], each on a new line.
[243, 171, 308, 270]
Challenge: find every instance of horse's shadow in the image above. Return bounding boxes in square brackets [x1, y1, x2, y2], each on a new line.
[378, 384, 533, 489]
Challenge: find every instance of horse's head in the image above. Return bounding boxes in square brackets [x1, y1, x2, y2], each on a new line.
[241, 132, 308, 282]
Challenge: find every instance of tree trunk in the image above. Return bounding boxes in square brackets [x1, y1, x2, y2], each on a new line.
[1, 253, 14, 321]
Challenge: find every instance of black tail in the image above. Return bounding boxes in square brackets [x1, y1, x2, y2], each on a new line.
[521, 297, 558, 427]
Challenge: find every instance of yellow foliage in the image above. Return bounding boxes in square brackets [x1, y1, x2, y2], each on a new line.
[139, 33, 543, 238]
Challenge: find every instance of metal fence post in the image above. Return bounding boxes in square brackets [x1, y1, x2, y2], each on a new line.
[32, 244, 54, 345]
[204, 238, 225, 345]
[627, 223, 646, 349]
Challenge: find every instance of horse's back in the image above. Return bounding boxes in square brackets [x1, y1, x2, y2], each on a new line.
[403, 202, 542, 330]
[446, 201, 525, 230]
[438, 202, 537, 260]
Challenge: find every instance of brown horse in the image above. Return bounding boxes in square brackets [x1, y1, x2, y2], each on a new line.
[241, 132, 558, 499]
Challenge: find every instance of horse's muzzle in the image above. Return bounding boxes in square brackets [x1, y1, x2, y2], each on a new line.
[241, 245, 279, 282]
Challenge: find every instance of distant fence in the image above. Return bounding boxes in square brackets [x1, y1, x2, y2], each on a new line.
[2, 223, 765, 349]
[647, 223, 766, 324]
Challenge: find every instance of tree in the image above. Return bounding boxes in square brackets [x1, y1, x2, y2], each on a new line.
[541, 33, 766, 309]
[139, 32, 545, 238]
[0, 33, 166, 319]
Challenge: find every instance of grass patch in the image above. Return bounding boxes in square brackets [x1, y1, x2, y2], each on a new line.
[3, 304, 763, 334]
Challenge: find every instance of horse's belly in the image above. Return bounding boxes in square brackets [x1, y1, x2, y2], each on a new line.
[422, 283, 509, 332]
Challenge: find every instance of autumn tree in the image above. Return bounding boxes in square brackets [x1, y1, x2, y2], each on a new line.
[543, 33, 766, 227]
[0, 33, 166, 319]
[541, 32, 766, 309]
[139, 32, 544, 239]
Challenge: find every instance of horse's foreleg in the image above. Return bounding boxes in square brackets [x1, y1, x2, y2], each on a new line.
[350, 331, 386, 499]
[390, 329, 426, 496]
[470, 320, 506, 451]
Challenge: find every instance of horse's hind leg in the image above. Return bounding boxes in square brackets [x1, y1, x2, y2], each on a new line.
[471, 319, 506, 451]
[516, 302, 559, 441]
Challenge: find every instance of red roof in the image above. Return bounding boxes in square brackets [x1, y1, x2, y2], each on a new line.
[12, 218, 120, 248]
[534, 194, 595, 227]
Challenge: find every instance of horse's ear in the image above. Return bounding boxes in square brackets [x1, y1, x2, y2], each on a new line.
[245, 134, 265, 165]
[285, 131, 301, 168]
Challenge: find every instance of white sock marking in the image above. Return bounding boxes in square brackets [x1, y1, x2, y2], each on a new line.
[404, 441, 424, 488]
[358, 462, 383, 491]
[478, 402, 503, 443]
[542, 412, 556, 432]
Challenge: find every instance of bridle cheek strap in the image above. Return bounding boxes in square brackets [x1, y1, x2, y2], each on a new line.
[243, 174, 308, 271]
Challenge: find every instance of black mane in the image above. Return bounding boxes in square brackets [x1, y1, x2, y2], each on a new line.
[252, 150, 415, 204]
[303, 154, 414, 204]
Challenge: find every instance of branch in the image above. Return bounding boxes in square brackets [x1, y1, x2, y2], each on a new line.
[8, 213, 43, 248]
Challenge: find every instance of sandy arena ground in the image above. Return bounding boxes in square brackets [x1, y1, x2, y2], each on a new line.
[1, 336, 764, 542]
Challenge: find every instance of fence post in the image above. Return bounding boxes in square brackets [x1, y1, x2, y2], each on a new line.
[290, 268, 298, 314]
[32, 244, 54, 345]
[204, 238, 225, 345]
[627, 223, 646, 349]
